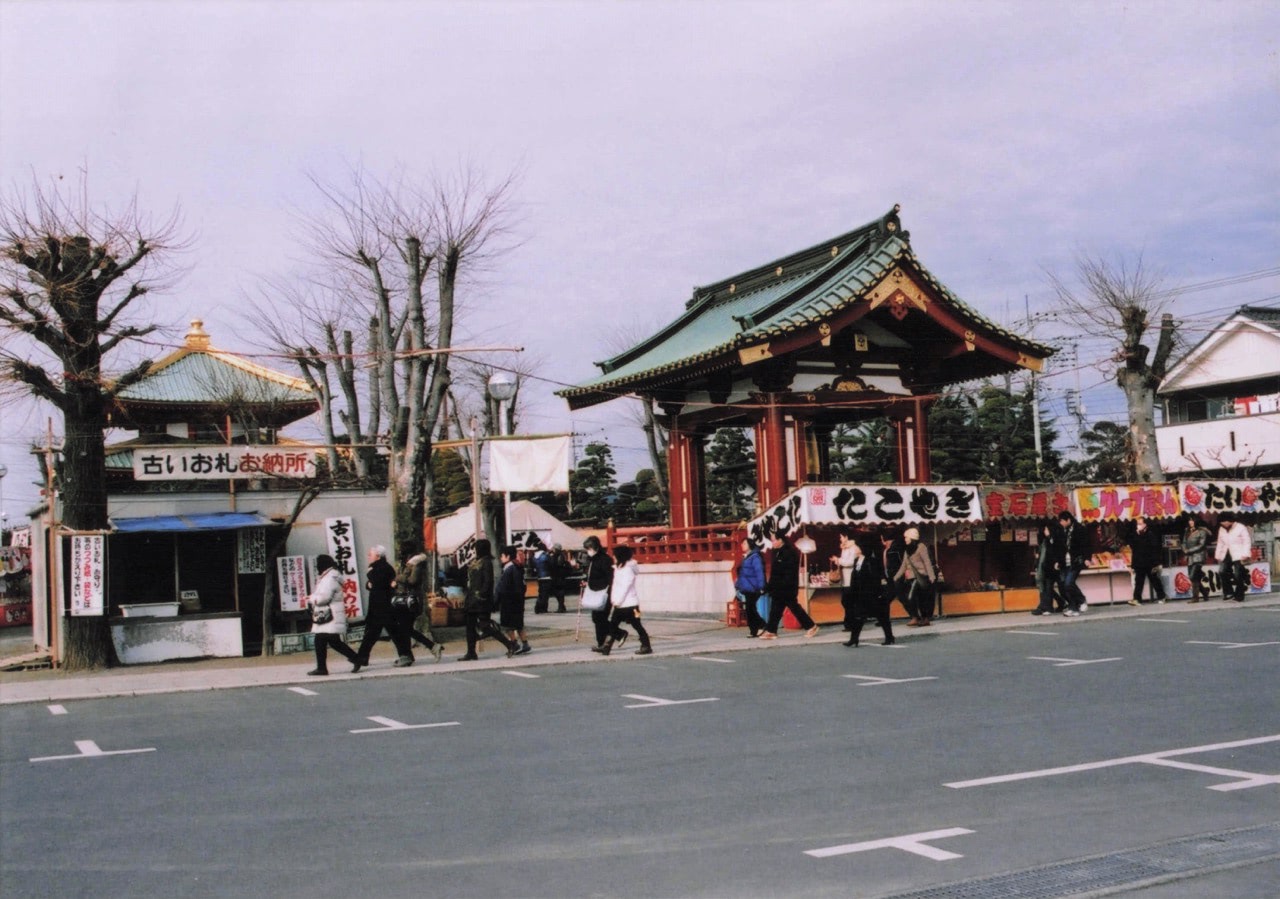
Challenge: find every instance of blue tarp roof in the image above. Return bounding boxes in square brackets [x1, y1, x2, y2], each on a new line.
[110, 511, 276, 533]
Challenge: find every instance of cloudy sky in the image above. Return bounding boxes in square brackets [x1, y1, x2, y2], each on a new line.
[1, 0, 1277, 520]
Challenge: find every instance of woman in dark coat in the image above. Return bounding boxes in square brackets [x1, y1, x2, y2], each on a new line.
[1127, 516, 1167, 605]
[843, 538, 894, 647]
[497, 545, 531, 655]
[458, 539, 518, 662]
[578, 535, 615, 648]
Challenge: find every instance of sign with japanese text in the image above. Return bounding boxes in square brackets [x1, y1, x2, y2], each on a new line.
[276, 555, 309, 613]
[133, 447, 316, 481]
[69, 535, 105, 616]
[1074, 484, 1182, 522]
[1161, 562, 1271, 599]
[980, 485, 1073, 520]
[9, 527, 30, 548]
[324, 517, 364, 620]
[1178, 480, 1280, 515]
[747, 484, 982, 544]
[237, 528, 267, 574]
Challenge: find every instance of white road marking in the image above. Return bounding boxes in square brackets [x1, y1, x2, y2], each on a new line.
[30, 739, 156, 763]
[1027, 656, 1123, 667]
[946, 732, 1280, 791]
[288, 687, 318, 696]
[1137, 618, 1188, 623]
[502, 670, 540, 678]
[623, 693, 718, 709]
[1006, 630, 1059, 636]
[349, 716, 461, 734]
[690, 655, 735, 663]
[1186, 640, 1280, 649]
[842, 674, 938, 686]
[47, 704, 67, 715]
[806, 827, 974, 861]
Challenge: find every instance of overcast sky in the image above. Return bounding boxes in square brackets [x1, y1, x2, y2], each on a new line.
[1, 0, 1277, 521]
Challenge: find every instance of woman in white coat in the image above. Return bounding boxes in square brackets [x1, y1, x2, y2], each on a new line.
[1214, 512, 1252, 602]
[308, 554, 363, 675]
[592, 545, 652, 656]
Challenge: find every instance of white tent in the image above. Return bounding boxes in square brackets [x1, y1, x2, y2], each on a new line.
[431, 500, 582, 555]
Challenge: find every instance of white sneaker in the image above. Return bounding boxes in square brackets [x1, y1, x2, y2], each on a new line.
[805, 625, 821, 638]
[1080, 603, 1089, 612]
[1063, 609, 1080, 617]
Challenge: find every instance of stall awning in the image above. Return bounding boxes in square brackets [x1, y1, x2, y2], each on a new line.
[110, 511, 276, 534]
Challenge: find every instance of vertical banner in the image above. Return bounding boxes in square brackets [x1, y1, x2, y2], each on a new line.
[69, 535, 105, 617]
[237, 528, 267, 574]
[276, 555, 309, 612]
[324, 517, 364, 620]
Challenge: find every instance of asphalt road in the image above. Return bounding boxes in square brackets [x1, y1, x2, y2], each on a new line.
[2, 604, 1278, 898]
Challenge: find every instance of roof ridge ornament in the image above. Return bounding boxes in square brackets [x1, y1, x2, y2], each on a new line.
[184, 319, 211, 351]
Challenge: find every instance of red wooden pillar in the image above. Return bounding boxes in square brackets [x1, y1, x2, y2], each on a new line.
[668, 426, 706, 529]
[755, 396, 789, 507]
[891, 396, 933, 483]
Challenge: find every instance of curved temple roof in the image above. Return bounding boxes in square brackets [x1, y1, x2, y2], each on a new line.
[559, 206, 1053, 411]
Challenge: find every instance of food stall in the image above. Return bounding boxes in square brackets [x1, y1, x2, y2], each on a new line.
[1071, 483, 1184, 605]
[1160, 479, 1275, 599]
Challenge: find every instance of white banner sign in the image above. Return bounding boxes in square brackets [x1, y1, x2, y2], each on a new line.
[277, 555, 309, 613]
[489, 436, 571, 492]
[133, 446, 316, 481]
[1178, 480, 1280, 515]
[747, 484, 983, 544]
[324, 517, 364, 620]
[238, 528, 267, 574]
[69, 535, 105, 617]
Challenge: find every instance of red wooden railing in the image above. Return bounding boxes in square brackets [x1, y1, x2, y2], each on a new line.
[606, 521, 744, 563]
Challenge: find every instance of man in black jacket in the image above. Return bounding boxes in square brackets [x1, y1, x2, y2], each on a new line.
[759, 533, 820, 640]
[1055, 511, 1090, 616]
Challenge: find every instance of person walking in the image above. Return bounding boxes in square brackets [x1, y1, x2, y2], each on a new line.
[1182, 516, 1211, 602]
[393, 540, 444, 662]
[759, 532, 819, 640]
[577, 535, 615, 648]
[880, 530, 907, 623]
[1056, 510, 1089, 616]
[355, 545, 415, 669]
[843, 537, 894, 647]
[306, 554, 362, 676]
[832, 531, 861, 633]
[1032, 522, 1063, 615]
[458, 539, 519, 661]
[1126, 517, 1167, 605]
[593, 545, 652, 656]
[734, 537, 769, 638]
[497, 545, 532, 655]
[895, 527, 936, 627]
[1215, 512, 1252, 602]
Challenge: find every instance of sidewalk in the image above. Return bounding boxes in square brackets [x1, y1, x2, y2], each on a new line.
[2, 595, 1277, 705]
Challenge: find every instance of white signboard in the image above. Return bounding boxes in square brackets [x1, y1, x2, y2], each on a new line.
[277, 555, 309, 613]
[237, 528, 267, 574]
[324, 517, 364, 620]
[69, 535, 105, 617]
[133, 447, 316, 481]
[747, 484, 983, 545]
[1178, 480, 1280, 515]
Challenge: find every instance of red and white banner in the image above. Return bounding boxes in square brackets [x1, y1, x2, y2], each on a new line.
[323, 517, 363, 620]
[69, 535, 105, 617]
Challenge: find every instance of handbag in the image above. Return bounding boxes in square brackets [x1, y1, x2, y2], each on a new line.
[581, 585, 610, 610]
[391, 591, 422, 615]
[311, 604, 334, 625]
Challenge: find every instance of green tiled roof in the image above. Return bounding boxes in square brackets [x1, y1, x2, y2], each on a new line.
[559, 207, 1051, 405]
[116, 350, 315, 407]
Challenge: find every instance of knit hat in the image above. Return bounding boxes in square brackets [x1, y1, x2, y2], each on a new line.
[903, 527, 920, 542]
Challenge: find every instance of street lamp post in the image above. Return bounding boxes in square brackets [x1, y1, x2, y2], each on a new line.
[487, 372, 519, 546]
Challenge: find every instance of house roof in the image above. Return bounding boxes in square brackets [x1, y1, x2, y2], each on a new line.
[111, 320, 318, 425]
[1160, 305, 1280, 394]
[558, 206, 1053, 409]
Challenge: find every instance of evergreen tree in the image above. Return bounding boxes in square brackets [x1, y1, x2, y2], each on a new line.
[705, 427, 756, 521]
[569, 442, 618, 525]
[429, 448, 473, 516]
[1068, 420, 1131, 482]
[828, 420, 896, 483]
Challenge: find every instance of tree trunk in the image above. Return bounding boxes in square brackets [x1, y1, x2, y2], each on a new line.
[1118, 369, 1163, 482]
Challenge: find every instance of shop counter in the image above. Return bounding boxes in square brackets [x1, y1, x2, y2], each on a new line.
[109, 611, 243, 664]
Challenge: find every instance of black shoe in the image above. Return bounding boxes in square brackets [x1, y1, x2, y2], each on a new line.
[635, 646, 653, 655]
[351, 659, 365, 673]
[307, 668, 328, 676]
[615, 632, 628, 649]
[506, 645, 519, 658]
[519, 643, 532, 655]
[556, 606, 567, 613]
[592, 643, 612, 655]
[457, 654, 479, 662]
[842, 638, 858, 647]
[883, 638, 896, 646]
[393, 656, 414, 668]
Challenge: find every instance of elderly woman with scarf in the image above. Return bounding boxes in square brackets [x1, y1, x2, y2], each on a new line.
[895, 527, 937, 628]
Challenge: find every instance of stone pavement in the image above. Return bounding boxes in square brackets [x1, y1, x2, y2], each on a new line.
[1, 594, 1276, 705]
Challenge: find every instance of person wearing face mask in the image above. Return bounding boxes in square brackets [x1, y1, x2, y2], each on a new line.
[577, 535, 615, 648]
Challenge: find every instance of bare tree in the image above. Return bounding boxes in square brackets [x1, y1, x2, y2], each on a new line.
[0, 174, 186, 669]
[1047, 255, 1177, 483]
[254, 163, 519, 549]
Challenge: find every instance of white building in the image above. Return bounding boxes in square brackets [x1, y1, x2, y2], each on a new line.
[1157, 305, 1280, 477]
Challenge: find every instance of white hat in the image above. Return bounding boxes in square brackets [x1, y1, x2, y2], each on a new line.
[903, 527, 920, 542]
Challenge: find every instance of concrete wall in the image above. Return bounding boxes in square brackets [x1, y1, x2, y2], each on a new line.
[634, 559, 735, 615]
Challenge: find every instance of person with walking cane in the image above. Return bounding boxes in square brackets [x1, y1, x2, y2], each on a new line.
[592, 545, 652, 655]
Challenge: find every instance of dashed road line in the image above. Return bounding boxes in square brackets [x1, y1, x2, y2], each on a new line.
[47, 704, 67, 715]
[31, 739, 156, 763]
[1187, 640, 1280, 649]
[350, 716, 461, 734]
[1027, 656, 1123, 667]
[623, 693, 718, 709]
[690, 655, 735, 663]
[842, 674, 938, 686]
[288, 687, 318, 696]
[502, 670, 540, 678]
[806, 827, 974, 861]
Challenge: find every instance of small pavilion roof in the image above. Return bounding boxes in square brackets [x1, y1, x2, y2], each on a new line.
[111, 320, 318, 426]
[559, 206, 1053, 410]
